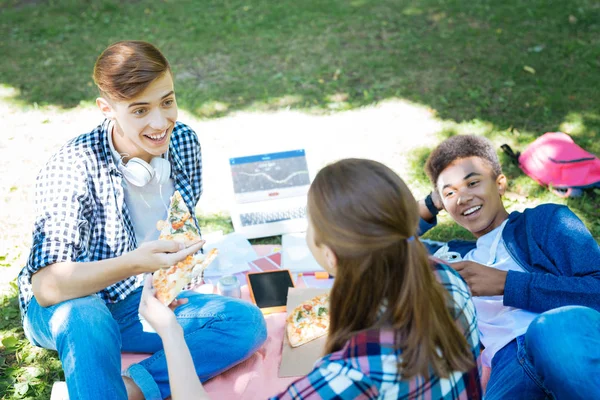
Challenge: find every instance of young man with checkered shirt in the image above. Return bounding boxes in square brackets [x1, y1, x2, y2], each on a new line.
[18, 41, 266, 400]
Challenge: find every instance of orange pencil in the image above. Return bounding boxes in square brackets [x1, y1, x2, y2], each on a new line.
[298, 271, 332, 279]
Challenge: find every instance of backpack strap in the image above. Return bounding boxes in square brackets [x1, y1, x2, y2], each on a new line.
[551, 187, 583, 198]
[500, 144, 521, 164]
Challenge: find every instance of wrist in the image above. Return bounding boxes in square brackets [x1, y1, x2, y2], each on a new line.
[121, 250, 143, 275]
[498, 270, 508, 295]
[424, 192, 440, 217]
[159, 322, 184, 342]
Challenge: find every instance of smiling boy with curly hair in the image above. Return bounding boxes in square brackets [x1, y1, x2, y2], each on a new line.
[418, 134, 600, 399]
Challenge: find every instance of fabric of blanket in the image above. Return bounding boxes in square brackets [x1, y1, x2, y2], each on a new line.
[121, 245, 301, 399]
[121, 245, 491, 398]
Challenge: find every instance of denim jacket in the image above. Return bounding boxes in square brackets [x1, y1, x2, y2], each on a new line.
[420, 204, 600, 314]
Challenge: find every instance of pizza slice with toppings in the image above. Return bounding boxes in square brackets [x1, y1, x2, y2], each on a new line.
[152, 190, 217, 305]
[156, 190, 201, 246]
[286, 293, 330, 347]
[153, 248, 218, 305]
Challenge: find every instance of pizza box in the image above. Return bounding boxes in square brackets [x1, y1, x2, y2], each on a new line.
[279, 287, 331, 378]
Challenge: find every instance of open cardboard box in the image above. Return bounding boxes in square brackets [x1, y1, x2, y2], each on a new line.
[279, 287, 331, 377]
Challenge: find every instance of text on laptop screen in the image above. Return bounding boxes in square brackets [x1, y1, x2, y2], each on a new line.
[229, 149, 310, 203]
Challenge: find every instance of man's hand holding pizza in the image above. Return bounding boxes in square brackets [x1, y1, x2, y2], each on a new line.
[128, 239, 205, 274]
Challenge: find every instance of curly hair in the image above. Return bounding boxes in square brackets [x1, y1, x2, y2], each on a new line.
[425, 135, 502, 187]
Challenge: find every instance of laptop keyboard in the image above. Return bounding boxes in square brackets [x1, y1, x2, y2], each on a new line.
[240, 206, 307, 227]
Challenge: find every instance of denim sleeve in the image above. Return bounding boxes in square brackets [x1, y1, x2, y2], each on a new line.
[504, 206, 600, 313]
[418, 216, 437, 236]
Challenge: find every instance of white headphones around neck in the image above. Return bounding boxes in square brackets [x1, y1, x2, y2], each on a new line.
[118, 156, 171, 187]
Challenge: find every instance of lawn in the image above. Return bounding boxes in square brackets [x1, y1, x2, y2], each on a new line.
[1, 0, 599, 398]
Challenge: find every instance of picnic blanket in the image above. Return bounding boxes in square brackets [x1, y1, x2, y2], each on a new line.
[121, 245, 302, 399]
[121, 245, 492, 397]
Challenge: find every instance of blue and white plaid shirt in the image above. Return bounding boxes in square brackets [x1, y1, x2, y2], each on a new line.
[18, 119, 202, 320]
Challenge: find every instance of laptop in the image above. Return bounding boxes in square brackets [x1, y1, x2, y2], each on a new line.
[229, 149, 311, 239]
[229, 149, 310, 239]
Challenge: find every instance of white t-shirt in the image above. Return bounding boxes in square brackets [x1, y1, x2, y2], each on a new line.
[464, 220, 539, 367]
[108, 128, 175, 245]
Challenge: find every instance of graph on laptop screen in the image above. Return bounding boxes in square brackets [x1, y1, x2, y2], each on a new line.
[229, 149, 311, 238]
[229, 149, 311, 204]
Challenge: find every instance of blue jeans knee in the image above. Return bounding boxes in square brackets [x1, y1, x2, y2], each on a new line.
[25, 295, 121, 351]
[24, 295, 127, 399]
[177, 293, 267, 357]
[525, 306, 600, 398]
[526, 306, 600, 363]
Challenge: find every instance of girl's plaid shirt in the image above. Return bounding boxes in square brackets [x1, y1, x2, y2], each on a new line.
[18, 119, 203, 320]
[272, 263, 481, 400]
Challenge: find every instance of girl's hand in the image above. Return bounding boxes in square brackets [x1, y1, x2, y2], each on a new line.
[130, 239, 205, 274]
[138, 275, 188, 338]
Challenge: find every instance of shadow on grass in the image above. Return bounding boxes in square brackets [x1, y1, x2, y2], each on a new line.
[0, 0, 599, 139]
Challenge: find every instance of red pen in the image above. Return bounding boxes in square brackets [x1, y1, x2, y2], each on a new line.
[298, 271, 332, 279]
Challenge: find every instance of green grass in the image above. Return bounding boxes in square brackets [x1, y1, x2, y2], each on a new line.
[1, 0, 599, 397]
[1, 0, 599, 136]
[0, 281, 64, 399]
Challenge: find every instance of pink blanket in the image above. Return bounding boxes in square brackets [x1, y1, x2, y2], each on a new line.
[121, 300, 298, 399]
[121, 245, 301, 399]
[121, 245, 491, 398]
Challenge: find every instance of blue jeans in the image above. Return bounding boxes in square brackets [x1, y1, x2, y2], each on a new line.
[485, 306, 600, 400]
[23, 287, 267, 400]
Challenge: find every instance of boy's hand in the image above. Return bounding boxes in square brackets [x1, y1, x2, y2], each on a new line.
[430, 189, 444, 211]
[130, 239, 205, 274]
[449, 260, 507, 296]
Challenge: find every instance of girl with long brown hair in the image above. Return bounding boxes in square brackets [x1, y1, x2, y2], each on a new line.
[274, 158, 481, 399]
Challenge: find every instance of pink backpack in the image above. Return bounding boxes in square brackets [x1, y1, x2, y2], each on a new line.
[501, 132, 600, 198]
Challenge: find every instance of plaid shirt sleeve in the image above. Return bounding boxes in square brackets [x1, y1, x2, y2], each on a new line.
[170, 122, 203, 207]
[27, 151, 93, 275]
[431, 262, 480, 364]
[273, 356, 381, 400]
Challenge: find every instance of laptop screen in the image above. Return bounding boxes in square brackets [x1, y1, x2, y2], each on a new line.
[229, 149, 310, 204]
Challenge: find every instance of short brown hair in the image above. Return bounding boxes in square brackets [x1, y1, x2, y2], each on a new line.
[425, 135, 502, 187]
[309, 158, 474, 379]
[93, 41, 171, 101]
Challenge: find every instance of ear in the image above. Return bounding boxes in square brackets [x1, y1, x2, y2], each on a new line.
[323, 245, 338, 273]
[496, 174, 508, 195]
[96, 97, 116, 120]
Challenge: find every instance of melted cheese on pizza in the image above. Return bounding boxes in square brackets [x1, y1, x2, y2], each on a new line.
[286, 293, 330, 347]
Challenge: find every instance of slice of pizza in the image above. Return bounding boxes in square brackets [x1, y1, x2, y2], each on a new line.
[152, 249, 219, 305]
[152, 191, 218, 304]
[286, 293, 330, 347]
[190, 248, 219, 284]
[156, 191, 201, 247]
[153, 254, 197, 305]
